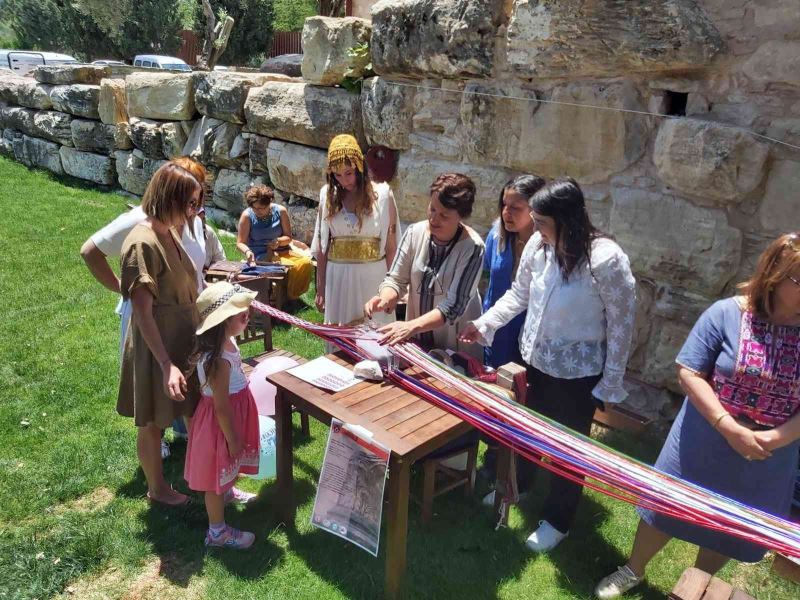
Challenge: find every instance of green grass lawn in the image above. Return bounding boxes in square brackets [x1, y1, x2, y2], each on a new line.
[0, 156, 795, 599]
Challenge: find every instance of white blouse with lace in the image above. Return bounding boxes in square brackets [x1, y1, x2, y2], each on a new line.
[473, 232, 636, 404]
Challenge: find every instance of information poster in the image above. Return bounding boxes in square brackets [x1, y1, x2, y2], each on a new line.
[311, 419, 390, 556]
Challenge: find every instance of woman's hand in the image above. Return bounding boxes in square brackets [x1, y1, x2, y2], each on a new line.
[244, 249, 256, 266]
[315, 290, 325, 312]
[378, 321, 416, 346]
[364, 295, 395, 319]
[718, 419, 772, 461]
[226, 431, 243, 457]
[458, 322, 482, 344]
[267, 239, 280, 251]
[162, 362, 187, 401]
[753, 428, 785, 453]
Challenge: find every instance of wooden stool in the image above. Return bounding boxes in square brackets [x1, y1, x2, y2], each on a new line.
[669, 567, 755, 600]
[419, 442, 479, 524]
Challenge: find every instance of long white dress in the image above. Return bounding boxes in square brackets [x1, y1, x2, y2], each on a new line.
[311, 182, 397, 326]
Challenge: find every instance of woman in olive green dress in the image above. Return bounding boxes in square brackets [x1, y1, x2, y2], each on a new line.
[118, 163, 202, 506]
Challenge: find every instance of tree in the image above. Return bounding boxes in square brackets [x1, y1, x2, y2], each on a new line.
[197, 0, 275, 67]
[5, 0, 182, 61]
[318, 0, 345, 17]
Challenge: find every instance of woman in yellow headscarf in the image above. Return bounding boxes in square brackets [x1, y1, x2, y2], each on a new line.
[311, 134, 400, 325]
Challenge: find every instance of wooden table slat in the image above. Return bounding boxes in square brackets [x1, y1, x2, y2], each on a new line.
[361, 395, 420, 422]
[347, 387, 409, 414]
[374, 399, 437, 429]
[703, 577, 733, 600]
[387, 405, 444, 437]
[335, 381, 398, 408]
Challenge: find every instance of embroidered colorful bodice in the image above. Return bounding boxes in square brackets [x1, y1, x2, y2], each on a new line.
[713, 310, 800, 427]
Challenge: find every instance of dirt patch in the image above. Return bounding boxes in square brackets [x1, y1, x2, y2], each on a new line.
[56, 555, 205, 600]
[52, 487, 115, 515]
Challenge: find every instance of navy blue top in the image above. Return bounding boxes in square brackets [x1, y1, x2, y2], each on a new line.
[246, 205, 283, 260]
[482, 223, 525, 368]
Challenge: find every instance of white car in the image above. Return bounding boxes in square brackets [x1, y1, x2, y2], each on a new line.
[132, 54, 191, 72]
[0, 50, 79, 76]
[92, 59, 126, 67]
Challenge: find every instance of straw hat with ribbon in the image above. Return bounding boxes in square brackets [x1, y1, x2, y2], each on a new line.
[196, 281, 257, 335]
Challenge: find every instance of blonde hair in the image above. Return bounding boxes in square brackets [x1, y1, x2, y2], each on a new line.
[738, 232, 800, 319]
[141, 163, 200, 224]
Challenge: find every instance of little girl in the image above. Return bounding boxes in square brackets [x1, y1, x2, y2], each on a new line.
[185, 282, 261, 549]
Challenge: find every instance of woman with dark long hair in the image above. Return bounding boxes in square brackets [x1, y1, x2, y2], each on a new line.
[483, 174, 545, 368]
[312, 134, 399, 325]
[461, 177, 637, 551]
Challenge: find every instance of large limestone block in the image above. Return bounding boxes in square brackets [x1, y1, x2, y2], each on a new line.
[126, 72, 195, 121]
[13, 79, 53, 110]
[212, 169, 267, 213]
[31, 111, 73, 146]
[301, 16, 372, 86]
[361, 77, 414, 149]
[161, 121, 192, 159]
[49, 85, 101, 119]
[461, 81, 647, 183]
[59, 147, 116, 185]
[371, 0, 500, 79]
[653, 119, 769, 206]
[195, 72, 273, 124]
[71, 119, 131, 154]
[637, 318, 692, 393]
[742, 41, 800, 88]
[249, 134, 270, 174]
[392, 153, 515, 225]
[128, 117, 163, 159]
[506, 0, 723, 78]
[758, 161, 800, 232]
[0, 74, 52, 109]
[244, 82, 364, 149]
[266, 140, 328, 201]
[0, 128, 16, 157]
[19, 135, 63, 174]
[34, 65, 110, 85]
[609, 188, 742, 295]
[1, 106, 36, 135]
[114, 150, 149, 195]
[181, 116, 242, 167]
[99, 79, 128, 125]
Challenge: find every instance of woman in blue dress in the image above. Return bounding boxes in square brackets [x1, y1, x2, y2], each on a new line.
[236, 185, 312, 300]
[595, 233, 800, 598]
[482, 174, 545, 368]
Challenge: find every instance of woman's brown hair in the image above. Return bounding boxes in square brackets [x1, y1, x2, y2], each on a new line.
[141, 163, 200, 224]
[738, 232, 800, 319]
[245, 184, 275, 208]
[325, 160, 375, 229]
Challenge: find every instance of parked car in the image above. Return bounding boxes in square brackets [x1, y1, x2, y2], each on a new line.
[0, 50, 79, 76]
[132, 55, 191, 71]
[92, 59, 126, 66]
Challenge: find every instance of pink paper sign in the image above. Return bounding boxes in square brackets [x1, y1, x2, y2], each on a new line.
[248, 355, 299, 416]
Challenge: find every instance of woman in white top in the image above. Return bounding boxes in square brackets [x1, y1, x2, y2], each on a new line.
[461, 177, 637, 552]
[312, 134, 399, 326]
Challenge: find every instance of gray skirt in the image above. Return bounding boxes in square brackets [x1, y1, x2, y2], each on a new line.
[638, 400, 799, 562]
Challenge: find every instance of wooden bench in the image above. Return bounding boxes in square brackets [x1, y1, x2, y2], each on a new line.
[669, 567, 755, 600]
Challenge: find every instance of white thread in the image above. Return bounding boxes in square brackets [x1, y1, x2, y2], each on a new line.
[386, 80, 800, 152]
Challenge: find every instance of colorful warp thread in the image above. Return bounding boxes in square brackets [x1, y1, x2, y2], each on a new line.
[252, 301, 800, 557]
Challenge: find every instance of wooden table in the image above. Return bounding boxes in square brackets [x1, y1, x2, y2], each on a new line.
[267, 353, 476, 599]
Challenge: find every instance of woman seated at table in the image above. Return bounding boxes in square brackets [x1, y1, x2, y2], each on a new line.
[236, 184, 312, 300]
[594, 232, 800, 599]
[364, 173, 484, 359]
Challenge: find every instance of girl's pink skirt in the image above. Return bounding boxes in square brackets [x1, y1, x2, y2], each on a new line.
[184, 387, 260, 495]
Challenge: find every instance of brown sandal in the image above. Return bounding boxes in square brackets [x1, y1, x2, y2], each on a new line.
[146, 488, 190, 507]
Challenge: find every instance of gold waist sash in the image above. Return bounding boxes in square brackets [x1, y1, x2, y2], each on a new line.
[328, 236, 383, 263]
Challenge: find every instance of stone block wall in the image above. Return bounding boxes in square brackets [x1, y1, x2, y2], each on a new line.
[1, 1, 799, 420]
